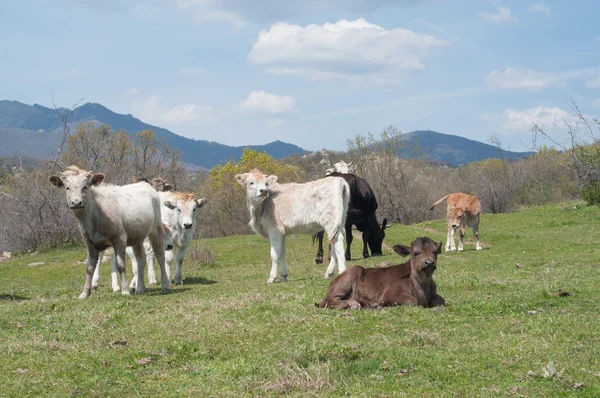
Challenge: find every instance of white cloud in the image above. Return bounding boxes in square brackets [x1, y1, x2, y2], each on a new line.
[180, 66, 206, 78]
[126, 87, 140, 96]
[234, 91, 296, 114]
[529, 2, 550, 15]
[132, 95, 217, 127]
[586, 77, 600, 89]
[248, 18, 446, 83]
[482, 106, 574, 130]
[479, 5, 516, 25]
[485, 67, 555, 90]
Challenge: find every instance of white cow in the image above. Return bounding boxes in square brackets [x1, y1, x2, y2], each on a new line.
[325, 161, 354, 176]
[49, 166, 170, 298]
[235, 169, 350, 283]
[91, 177, 175, 291]
[128, 191, 207, 287]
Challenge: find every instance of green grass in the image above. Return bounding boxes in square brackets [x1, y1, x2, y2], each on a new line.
[1, 201, 600, 397]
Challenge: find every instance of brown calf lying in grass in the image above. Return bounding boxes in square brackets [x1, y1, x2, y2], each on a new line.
[317, 237, 444, 309]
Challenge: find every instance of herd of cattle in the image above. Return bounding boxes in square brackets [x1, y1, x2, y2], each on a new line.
[48, 161, 482, 308]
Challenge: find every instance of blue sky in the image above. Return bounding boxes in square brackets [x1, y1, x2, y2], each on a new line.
[1, 0, 599, 152]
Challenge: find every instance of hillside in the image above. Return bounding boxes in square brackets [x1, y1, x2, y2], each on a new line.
[0, 100, 535, 169]
[0, 101, 307, 169]
[403, 130, 534, 166]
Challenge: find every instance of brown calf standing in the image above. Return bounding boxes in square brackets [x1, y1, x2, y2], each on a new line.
[317, 237, 444, 309]
[430, 192, 482, 252]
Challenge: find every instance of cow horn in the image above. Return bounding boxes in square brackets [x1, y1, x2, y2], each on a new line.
[329, 160, 334, 167]
[347, 161, 353, 167]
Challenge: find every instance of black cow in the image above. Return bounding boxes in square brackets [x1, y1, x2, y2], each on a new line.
[314, 172, 388, 264]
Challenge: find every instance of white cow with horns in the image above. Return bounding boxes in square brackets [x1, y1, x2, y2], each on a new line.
[49, 166, 170, 298]
[236, 169, 350, 283]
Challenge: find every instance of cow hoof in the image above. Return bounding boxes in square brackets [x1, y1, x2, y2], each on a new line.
[78, 292, 89, 299]
[325, 273, 334, 279]
[350, 304, 361, 310]
[280, 276, 288, 282]
[476, 247, 482, 251]
[121, 290, 131, 296]
[148, 282, 157, 286]
[458, 248, 464, 252]
[315, 256, 323, 265]
[267, 278, 276, 284]
[92, 284, 99, 290]
[161, 288, 170, 294]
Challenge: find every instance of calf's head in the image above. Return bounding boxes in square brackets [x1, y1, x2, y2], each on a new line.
[450, 209, 465, 230]
[393, 237, 442, 275]
[235, 169, 278, 205]
[367, 218, 389, 256]
[164, 194, 208, 230]
[48, 166, 104, 210]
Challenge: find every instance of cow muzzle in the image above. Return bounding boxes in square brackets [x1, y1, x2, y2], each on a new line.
[69, 200, 84, 209]
[183, 223, 193, 229]
[257, 189, 268, 197]
[422, 259, 436, 272]
[451, 223, 460, 229]
[166, 244, 174, 250]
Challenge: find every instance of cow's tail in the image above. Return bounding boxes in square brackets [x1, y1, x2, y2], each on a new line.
[430, 194, 451, 210]
[333, 180, 350, 242]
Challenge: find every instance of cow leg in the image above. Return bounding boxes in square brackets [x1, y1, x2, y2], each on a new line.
[80, 247, 100, 299]
[279, 235, 288, 282]
[91, 251, 103, 290]
[149, 229, 170, 293]
[164, 249, 174, 283]
[113, 241, 131, 296]
[174, 244, 189, 285]
[378, 292, 418, 307]
[146, 244, 157, 285]
[267, 232, 284, 284]
[109, 253, 120, 292]
[446, 225, 456, 252]
[472, 217, 482, 251]
[315, 231, 324, 265]
[345, 224, 353, 261]
[361, 227, 370, 259]
[131, 243, 147, 294]
[327, 231, 347, 277]
[126, 246, 138, 289]
[458, 224, 466, 252]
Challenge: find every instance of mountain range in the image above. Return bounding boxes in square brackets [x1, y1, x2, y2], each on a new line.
[0, 100, 534, 168]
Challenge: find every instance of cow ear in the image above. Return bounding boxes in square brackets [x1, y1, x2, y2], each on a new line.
[266, 175, 278, 185]
[381, 218, 388, 230]
[164, 200, 177, 209]
[48, 176, 64, 188]
[436, 241, 443, 254]
[392, 244, 411, 257]
[90, 173, 104, 186]
[195, 198, 208, 208]
[163, 182, 173, 192]
[235, 174, 246, 186]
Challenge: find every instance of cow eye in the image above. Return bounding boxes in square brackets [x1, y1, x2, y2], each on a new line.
[66, 187, 70, 190]
[414, 252, 420, 257]
[82, 186, 88, 190]
[249, 181, 254, 186]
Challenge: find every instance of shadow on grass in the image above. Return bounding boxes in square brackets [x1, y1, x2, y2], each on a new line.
[180, 277, 217, 286]
[141, 287, 193, 295]
[0, 293, 29, 301]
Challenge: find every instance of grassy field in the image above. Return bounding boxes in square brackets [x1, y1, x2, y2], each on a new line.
[1, 201, 600, 397]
